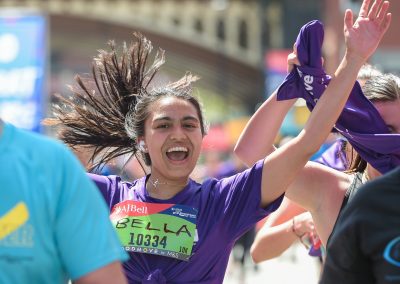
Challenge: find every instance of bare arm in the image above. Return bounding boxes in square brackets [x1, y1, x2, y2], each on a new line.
[74, 261, 127, 284]
[234, 91, 296, 167]
[285, 162, 351, 245]
[234, 0, 391, 207]
[251, 198, 314, 263]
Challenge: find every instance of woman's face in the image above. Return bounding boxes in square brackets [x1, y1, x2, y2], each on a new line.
[142, 96, 203, 181]
[374, 98, 400, 133]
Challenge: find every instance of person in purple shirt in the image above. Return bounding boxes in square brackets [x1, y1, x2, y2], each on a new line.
[235, 0, 395, 255]
[46, 0, 391, 282]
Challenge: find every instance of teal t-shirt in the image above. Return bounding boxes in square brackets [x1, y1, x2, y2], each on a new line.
[0, 123, 128, 283]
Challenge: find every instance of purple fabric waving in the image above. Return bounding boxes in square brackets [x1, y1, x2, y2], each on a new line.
[315, 139, 347, 171]
[277, 20, 400, 174]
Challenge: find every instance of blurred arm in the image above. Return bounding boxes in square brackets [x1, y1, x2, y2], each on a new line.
[74, 262, 127, 284]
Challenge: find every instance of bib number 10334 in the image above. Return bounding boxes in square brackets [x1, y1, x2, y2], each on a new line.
[110, 200, 198, 261]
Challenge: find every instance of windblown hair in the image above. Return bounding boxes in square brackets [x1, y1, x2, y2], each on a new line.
[46, 32, 163, 171]
[45, 32, 204, 172]
[362, 73, 400, 103]
[356, 63, 383, 85]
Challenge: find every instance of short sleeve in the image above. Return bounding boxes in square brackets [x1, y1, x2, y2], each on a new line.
[215, 160, 283, 240]
[53, 147, 128, 280]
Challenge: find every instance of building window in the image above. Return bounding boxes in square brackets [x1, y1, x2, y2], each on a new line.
[238, 19, 248, 48]
[194, 19, 203, 33]
[217, 18, 225, 41]
[172, 17, 181, 27]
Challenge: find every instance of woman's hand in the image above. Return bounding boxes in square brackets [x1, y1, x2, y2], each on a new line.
[292, 212, 316, 238]
[287, 52, 300, 73]
[293, 212, 321, 250]
[344, 0, 391, 63]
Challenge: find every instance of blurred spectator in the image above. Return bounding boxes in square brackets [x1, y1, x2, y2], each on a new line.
[320, 166, 400, 284]
[0, 119, 128, 284]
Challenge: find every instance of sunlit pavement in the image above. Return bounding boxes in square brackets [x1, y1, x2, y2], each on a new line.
[224, 243, 321, 284]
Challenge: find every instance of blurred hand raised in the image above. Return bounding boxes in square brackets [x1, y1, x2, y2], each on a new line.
[344, 0, 392, 62]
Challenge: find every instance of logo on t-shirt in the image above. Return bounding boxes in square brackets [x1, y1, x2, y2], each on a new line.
[0, 202, 34, 263]
[383, 236, 400, 267]
[110, 200, 198, 261]
[0, 202, 29, 240]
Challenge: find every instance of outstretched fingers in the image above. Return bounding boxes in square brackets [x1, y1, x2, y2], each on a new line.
[342, 0, 392, 62]
[381, 12, 392, 33]
[344, 9, 354, 33]
[376, 1, 391, 28]
[367, 0, 383, 20]
[358, 0, 372, 18]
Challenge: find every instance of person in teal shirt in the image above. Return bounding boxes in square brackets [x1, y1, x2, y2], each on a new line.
[0, 119, 128, 284]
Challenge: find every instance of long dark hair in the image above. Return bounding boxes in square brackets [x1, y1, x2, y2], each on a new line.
[45, 32, 206, 171]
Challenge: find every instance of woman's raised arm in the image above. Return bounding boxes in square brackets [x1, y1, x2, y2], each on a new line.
[235, 0, 391, 207]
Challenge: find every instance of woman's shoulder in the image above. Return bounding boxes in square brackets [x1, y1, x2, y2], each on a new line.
[287, 161, 351, 213]
[298, 161, 351, 190]
[88, 173, 143, 191]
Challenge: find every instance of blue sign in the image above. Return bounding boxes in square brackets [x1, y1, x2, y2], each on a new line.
[0, 12, 47, 132]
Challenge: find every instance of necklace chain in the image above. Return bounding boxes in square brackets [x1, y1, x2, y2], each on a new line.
[148, 176, 188, 189]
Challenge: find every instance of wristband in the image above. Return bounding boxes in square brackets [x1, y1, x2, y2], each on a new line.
[292, 217, 310, 249]
[291, 217, 304, 238]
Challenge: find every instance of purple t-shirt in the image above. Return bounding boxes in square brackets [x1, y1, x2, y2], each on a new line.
[89, 160, 282, 283]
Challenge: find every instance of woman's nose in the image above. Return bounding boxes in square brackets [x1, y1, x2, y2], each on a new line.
[170, 126, 186, 140]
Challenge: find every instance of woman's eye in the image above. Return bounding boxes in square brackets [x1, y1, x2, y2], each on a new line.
[156, 124, 169, 129]
[184, 124, 196, 129]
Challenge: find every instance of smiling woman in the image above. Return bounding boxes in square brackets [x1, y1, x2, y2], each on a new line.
[45, 32, 284, 283]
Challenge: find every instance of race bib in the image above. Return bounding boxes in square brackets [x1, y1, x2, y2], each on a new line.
[110, 200, 198, 261]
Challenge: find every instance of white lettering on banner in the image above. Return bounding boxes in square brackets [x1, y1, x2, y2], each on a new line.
[297, 69, 303, 77]
[167, 251, 178, 258]
[171, 208, 196, 219]
[0, 67, 40, 98]
[304, 75, 314, 95]
[114, 203, 148, 215]
[0, 101, 36, 129]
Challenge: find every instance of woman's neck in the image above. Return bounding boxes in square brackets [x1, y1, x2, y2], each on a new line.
[146, 174, 189, 200]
